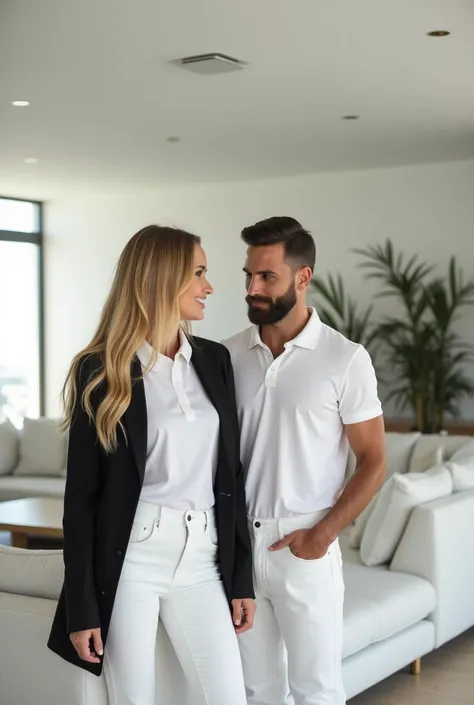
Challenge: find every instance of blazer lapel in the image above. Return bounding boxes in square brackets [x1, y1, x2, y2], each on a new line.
[124, 357, 148, 483]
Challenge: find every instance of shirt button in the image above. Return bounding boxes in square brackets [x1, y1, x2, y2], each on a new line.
[255, 521, 261, 528]
[187, 515, 192, 521]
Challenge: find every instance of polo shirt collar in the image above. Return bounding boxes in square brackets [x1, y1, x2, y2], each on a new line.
[138, 328, 192, 370]
[248, 307, 322, 351]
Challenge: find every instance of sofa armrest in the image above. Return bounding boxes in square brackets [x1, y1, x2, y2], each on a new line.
[390, 489, 474, 647]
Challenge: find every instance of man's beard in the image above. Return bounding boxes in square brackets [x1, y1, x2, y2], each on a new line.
[246, 283, 297, 325]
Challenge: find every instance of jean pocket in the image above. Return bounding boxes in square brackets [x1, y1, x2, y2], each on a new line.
[287, 546, 328, 563]
[129, 519, 157, 544]
[206, 522, 219, 547]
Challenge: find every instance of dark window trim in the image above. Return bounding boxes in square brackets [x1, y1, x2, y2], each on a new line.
[0, 198, 45, 416]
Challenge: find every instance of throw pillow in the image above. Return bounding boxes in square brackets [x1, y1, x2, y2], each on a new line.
[409, 442, 444, 473]
[14, 418, 67, 477]
[0, 419, 19, 475]
[348, 431, 421, 548]
[360, 465, 453, 567]
[444, 461, 474, 492]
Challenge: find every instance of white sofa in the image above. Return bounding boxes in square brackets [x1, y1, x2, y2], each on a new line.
[1, 428, 474, 704]
[0, 418, 66, 502]
[1, 486, 474, 705]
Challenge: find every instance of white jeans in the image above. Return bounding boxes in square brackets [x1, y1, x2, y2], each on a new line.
[104, 500, 247, 705]
[238, 511, 345, 705]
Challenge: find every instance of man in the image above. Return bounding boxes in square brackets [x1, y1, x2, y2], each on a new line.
[223, 217, 386, 705]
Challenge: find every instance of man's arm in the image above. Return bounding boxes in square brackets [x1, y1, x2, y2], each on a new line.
[314, 415, 386, 545]
[269, 415, 386, 557]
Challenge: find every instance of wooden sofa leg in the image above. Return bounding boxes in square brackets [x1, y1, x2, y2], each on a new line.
[410, 658, 421, 675]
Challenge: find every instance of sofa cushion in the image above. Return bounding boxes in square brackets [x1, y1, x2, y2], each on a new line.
[342, 561, 436, 658]
[0, 545, 63, 600]
[348, 431, 421, 549]
[360, 466, 453, 566]
[0, 420, 19, 476]
[408, 435, 470, 473]
[0, 476, 66, 501]
[444, 461, 474, 492]
[14, 418, 67, 477]
[409, 445, 444, 473]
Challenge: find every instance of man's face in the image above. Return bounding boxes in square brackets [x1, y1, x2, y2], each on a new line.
[244, 244, 298, 325]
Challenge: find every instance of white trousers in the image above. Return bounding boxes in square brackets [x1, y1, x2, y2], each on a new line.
[104, 500, 247, 705]
[238, 511, 345, 705]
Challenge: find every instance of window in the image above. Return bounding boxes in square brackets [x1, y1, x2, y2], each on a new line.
[0, 197, 43, 425]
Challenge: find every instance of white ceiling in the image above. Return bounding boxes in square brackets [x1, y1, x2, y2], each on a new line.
[1, 0, 473, 199]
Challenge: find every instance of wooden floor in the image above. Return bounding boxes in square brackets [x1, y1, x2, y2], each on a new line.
[349, 628, 474, 704]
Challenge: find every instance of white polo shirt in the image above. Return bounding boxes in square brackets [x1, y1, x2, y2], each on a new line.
[137, 331, 219, 510]
[224, 308, 382, 518]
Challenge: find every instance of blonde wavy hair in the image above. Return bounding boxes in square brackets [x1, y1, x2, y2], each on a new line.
[61, 225, 200, 452]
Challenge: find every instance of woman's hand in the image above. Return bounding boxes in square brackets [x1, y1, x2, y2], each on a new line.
[231, 598, 256, 635]
[70, 627, 103, 663]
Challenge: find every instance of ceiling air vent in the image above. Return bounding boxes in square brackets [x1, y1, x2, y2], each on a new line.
[176, 53, 245, 75]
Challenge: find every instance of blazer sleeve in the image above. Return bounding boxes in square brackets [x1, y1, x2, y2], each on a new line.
[63, 357, 103, 634]
[222, 348, 255, 600]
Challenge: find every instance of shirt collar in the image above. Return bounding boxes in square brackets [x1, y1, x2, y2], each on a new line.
[248, 307, 322, 351]
[137, 328, 192, 370]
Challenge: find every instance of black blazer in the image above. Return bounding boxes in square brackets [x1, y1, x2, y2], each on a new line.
[48, 337, 254, 677]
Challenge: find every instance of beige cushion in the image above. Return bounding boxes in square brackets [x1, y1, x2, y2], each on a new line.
[449, 438, 474, 464]
[360, 466, 453, 567]
[342, 562, 436, 658]
[348, 431, 421, 549]
[0, 420, 19, 476]
[14, 418, 67, 477]
[0, 545, 63, 600]
[409, 442, 444, 473]
[444, 461, 474, 492]
[0, 475, 65, 501]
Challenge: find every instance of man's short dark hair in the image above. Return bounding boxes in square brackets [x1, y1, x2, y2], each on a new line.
[241, 216, 316, 271]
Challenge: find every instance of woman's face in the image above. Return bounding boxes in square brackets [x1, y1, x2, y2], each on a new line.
[179, 244, 214, 321]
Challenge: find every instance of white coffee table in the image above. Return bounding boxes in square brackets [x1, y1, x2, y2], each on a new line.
[0, 497, 63, 548]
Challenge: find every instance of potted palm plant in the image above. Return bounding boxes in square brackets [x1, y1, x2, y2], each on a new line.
[310, 240, 474, 433]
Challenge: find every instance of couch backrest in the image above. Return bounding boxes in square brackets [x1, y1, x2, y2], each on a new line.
[345, 432, 473, 482]
[0, 545, 63, 600]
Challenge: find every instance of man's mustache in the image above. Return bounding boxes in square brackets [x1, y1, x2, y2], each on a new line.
[246, 295, 273, 306]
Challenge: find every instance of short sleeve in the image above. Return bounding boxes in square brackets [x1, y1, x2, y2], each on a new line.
[339, 346, 383, 425]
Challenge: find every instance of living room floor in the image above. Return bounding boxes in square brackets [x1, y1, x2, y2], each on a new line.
[349, 628, 474, 704]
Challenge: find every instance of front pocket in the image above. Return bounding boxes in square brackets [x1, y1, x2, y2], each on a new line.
[206, 522, 219, 547]
[287, 546, 328, 563]
[128, 519, 156, 545]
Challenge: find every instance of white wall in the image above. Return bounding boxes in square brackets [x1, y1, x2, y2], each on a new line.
[44, 160, 474, 418]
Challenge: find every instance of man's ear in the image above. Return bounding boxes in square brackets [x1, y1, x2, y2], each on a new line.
[297, 266, 313, 291]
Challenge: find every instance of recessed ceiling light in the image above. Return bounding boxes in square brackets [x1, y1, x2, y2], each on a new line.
[342, 115, 360, 120]
[166, 136, 180, 143]
[12, 100, 30, 107]
[24, 158, 38, 164]
[427, 30, 450, 37]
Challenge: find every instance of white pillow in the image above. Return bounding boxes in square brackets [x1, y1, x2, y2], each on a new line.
[14, 418, 67, 477]
[348, 495, 377, 548]
[450, 439, 474, 465]
[409, 444, 444, 473]
[444, 461, 474, 492]
[360, 465, 453, 567]
[348, 431, 421, 549]
[0, 420, 19, 475]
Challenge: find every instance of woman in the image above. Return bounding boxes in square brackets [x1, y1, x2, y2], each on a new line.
[48, 225, 255, 705]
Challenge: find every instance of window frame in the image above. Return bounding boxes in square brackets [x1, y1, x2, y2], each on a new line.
[0, 196, 45, 416]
